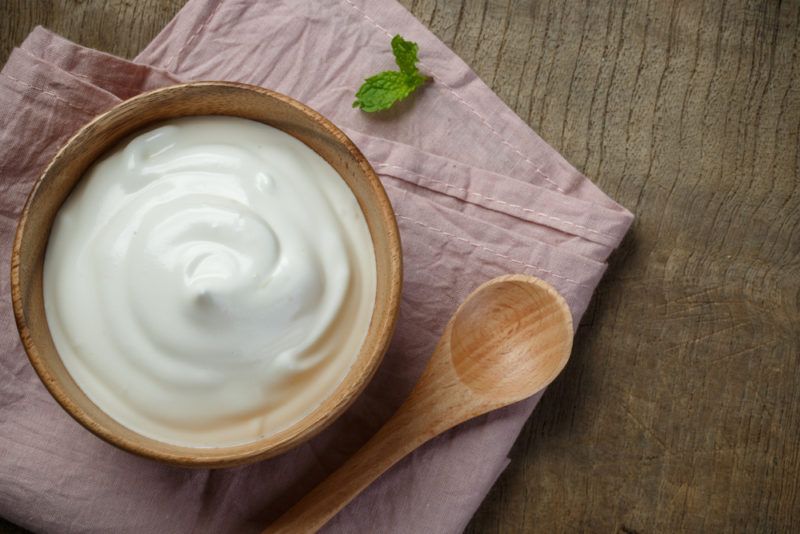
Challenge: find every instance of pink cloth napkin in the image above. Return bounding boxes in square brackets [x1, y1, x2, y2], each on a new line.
[0, 1, 633, 532]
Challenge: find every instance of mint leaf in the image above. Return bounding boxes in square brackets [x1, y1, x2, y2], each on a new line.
[391, 35, 421, 76]
[353, 34, 429, 113]
[352, 71, 426, 112]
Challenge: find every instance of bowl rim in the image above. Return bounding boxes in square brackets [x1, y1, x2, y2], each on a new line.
[10, 81, 402, 467]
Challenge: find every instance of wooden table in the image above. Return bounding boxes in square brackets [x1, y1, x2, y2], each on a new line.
[2, 1, 798, 532]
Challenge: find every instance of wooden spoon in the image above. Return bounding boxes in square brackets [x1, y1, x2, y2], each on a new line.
[264, 274, 573, 533]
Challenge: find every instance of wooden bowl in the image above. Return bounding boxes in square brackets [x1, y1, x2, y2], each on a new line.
[10, 81, 402, 468]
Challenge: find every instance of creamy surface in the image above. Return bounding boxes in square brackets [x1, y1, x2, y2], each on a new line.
[43, 116, 376, 447]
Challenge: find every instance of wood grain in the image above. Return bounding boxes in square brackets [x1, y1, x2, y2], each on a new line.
[1, 0, 799, 532]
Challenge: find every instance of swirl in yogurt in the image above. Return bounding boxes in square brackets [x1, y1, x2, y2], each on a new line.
[43, 116, 376, 447]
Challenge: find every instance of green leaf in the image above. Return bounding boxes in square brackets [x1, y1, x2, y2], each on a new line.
[391, 35, 421, 75]
[352, 70, 425, 112]
[353, 34, 429, 113]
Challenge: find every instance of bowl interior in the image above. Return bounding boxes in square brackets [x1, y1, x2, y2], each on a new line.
[11, 82, 402, 467]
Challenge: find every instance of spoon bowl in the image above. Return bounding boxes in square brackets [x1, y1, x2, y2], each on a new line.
[451, 276, 573, 400]
[265, 274, 573, 533]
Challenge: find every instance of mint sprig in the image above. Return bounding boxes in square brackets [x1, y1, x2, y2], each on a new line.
[353, 35, 429, 112]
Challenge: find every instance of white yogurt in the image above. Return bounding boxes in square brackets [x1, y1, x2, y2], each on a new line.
[43, 116, 376, 447]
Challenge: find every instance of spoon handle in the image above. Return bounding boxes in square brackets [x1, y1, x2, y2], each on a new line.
[264, 348, 488, 534]
[263, 374, 475, 533]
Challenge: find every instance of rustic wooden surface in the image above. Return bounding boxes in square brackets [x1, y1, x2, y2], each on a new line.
[1, 0, 799, 532]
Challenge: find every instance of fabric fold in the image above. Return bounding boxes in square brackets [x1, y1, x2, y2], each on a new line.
[20, 26, 183, 99]
[345, 127, 633, 256]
